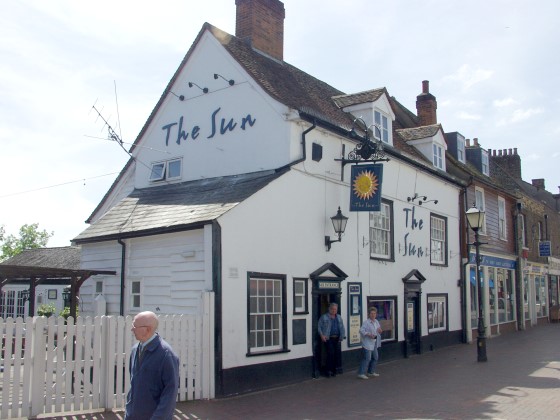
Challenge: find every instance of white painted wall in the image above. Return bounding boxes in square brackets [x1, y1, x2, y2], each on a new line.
[80, 230, 210, 316]
[130, 31, 292, 189]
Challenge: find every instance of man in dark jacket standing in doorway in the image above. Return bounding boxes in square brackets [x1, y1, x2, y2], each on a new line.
[318, 302, 346, 377]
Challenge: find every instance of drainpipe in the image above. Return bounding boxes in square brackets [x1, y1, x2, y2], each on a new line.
[118, 238, 126, 316]
[287, 120, 316, 167]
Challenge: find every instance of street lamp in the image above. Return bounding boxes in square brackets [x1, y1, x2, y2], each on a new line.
[325, 207, 349, 251]
[466, 204, 488, 362]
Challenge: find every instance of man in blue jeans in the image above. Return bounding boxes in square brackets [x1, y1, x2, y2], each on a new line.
[357, 307, 382, 379]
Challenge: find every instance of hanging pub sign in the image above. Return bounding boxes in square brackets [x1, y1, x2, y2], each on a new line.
[350, 164, 383, 212]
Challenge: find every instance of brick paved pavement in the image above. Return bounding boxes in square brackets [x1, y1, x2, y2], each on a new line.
[41, 323, 560, 420]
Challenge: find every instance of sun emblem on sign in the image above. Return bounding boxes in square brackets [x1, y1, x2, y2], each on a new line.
[353, 170, 379, 200]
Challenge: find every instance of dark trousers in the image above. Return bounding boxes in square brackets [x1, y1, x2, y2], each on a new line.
[326, 337, 341, 375]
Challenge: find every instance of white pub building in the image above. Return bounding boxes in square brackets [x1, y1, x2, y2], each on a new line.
[74, 0, 465, 396]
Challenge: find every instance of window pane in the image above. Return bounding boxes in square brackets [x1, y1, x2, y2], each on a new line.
[150, 163, 165, 181]
[168, 159, 181, 178]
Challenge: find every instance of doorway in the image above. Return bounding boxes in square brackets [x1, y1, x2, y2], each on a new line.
[402, 269, 426, 357]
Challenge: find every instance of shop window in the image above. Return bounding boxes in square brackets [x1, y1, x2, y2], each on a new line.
[430, 214, 447, 266]
[369, 200, 393, 260]
[293, 278, 308, 314]
[523, 274, 530, 320]
[367, 296, 397, 342]
[489, 268, 498, 325]
[248, 273, 287, 355]
[535, 276, 547, 317]
[505, 270, 515, 322]
[427, 294, 447, 332]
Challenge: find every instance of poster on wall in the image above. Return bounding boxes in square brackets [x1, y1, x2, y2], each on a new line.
[350, 164, 383, 212]
[347, 283, 362, 347]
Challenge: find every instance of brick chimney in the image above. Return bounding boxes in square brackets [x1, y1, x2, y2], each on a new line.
[416, 80, 437, 126]
[489, 148, 522, 179]
[532, 178, 545, 190]
[235, 0, 285, 61]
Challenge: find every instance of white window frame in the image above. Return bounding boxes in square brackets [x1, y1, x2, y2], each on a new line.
[475, 187, 487, 234]
[457, 136, 465, 163]
[430, 214, 447, 266]
[248, 273, 286, 354]
[150, 158, 182, 182]
[481, 150, 489, 176]
[427, 294, 447, 333]
[369, 201, 393, 260]
[130, 280, 142, 310]
[293, 278, 308, 314]
[374, 110, 390, 144]
[520, 214, 527, 248]
[498, 196, 507, 240]
[433, 144, 443, 169]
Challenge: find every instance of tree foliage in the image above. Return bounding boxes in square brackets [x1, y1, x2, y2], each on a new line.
[0, 223, 53, 262]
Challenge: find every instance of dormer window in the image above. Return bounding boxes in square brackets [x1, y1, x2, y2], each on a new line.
[150, 158, 182, 182]
[433, 144, 443, 169]
[457, 136, 465, 163]
[374, 110, 389, 143]
[481, 151, 489, 176]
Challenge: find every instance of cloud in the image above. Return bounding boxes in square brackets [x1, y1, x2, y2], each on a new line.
[496, 107, 544, 126]
[444, 64, 494, 91]
[457, 111, 481, 121]
[493, 97, 518, 107]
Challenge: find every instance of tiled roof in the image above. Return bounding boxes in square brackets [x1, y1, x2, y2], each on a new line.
[396, 124, 442, 142]
[332, 88, 386, 109]
[84, 23, 459, 229]
[74, 169, 286, 243]
[1, 246, 81, 269]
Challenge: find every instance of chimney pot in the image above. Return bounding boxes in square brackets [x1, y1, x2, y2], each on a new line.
[416, 80, 437, 125]
[473, 138, 479, 146]
[514, 147, 518, 155]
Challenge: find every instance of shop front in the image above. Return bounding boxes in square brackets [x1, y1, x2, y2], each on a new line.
[468, 253, 517, 337]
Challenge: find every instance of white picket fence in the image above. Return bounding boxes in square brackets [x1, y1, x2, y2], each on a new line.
[0, 293, 214, 419]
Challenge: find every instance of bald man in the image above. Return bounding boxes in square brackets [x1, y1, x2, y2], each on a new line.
[125, 311, 179, 420]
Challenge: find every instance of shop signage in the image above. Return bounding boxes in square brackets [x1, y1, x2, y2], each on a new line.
[539, 241, 551, 257]
[468, 253, 516, 269]
[349, 164, 383, 211]
[161, 107, 257, 146]
[317, 281, 340, 290]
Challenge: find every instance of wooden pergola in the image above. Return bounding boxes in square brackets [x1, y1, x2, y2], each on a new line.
[0, 265, 115, 318]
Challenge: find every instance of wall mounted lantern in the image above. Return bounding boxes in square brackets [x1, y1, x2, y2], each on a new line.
[466, 204, 488, 362]
[325, 207, 349, 251]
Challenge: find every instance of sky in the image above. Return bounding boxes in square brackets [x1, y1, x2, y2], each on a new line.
[1, 0, 559, 247]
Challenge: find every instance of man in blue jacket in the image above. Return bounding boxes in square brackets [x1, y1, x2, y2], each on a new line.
[318, 302, 346, 377]
[125, 311, 179, 420]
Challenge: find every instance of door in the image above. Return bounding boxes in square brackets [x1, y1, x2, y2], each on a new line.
[405, 294, 421, 357]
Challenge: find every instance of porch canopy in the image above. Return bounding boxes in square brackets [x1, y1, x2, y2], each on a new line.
[0, 247, 115, 318]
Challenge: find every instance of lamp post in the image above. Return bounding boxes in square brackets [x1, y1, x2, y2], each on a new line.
[466, 205, 487, 362]
[325, 207, 349, 251]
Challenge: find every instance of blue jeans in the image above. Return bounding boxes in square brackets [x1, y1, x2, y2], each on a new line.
[358, 347, 378, 375]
